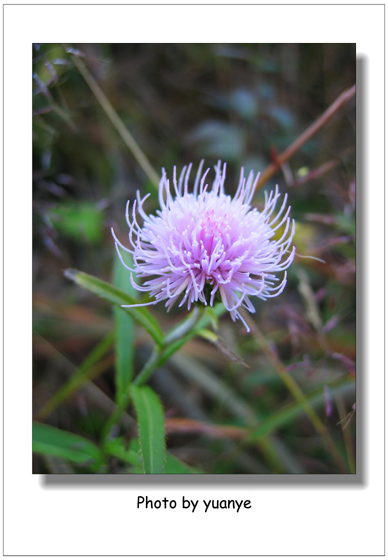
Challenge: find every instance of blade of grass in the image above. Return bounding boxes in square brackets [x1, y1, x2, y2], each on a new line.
[170, 353, 303, 473]
[103, 437, 142, 468]
[207, 377, 354, 474]
[68, 49, 160, 190]
[99, 347, 162, 442]
[36, 331, 114, 421]
[242, 310, 349, 472]
[164, 454, 204, 474]
[113, 252, 137, 405]
[33, 422, 104, 471]
[131, 385, 166, 474]
[170, 352, 257, 425]
[335, 395, 356, 473]
[33, 332, 136, 433]
[64, 269, 164, 346]
[104, 437, 202, 474]
[247, 377, 355, 441]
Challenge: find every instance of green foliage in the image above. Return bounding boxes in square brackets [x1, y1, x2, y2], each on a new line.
[64, 269, 164, 345]
[130, 386, 166, 474]
[33, 422, 104, 471]
[103, 437, 142, 469]
[247, 377, 355, 442]
[104, 437, 201, 474]
[113, 252, 137, 405]
[164, 453, 204, 474]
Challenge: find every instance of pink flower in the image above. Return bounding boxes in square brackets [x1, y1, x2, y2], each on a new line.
[112, 161, 295, 332]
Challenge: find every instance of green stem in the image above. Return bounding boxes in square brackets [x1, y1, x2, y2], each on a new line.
[101, 307, 212, 439]
[163, 307, 201, 345]
[100, 348, 161, 441]
[100, 395, 130, 442]
[132, 347, 162, 387]
[133, 307, 205, 386]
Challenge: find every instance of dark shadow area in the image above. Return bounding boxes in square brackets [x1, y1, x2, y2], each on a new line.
[42, 470, 361, 487]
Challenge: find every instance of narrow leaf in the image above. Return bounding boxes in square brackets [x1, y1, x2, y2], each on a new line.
[131, 385, 166, 474]
[103, 437, 142, 468]
[113, 253, 137, 404]
[33, 422, 104, 470]
[164, 454, 203, 474]
[64, 269, 164, 345]
[104, 437, 199, 474]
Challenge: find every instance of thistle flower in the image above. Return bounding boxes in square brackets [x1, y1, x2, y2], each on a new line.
[112, 161, 295, 332]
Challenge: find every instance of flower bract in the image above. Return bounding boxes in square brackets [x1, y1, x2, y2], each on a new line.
[112, 161, 295, 332]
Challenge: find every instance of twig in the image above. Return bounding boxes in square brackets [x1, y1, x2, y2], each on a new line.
[292, 146, 353, 187]
[294, 157, 339, 186]
[254, 85, 356, 191]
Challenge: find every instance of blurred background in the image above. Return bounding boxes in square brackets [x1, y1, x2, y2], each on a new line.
[33, 43, 356, 474]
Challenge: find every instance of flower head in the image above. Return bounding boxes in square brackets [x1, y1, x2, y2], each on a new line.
[112, 161, 295, 332]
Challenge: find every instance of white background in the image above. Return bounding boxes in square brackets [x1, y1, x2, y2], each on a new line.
[3, 2, 385, 556]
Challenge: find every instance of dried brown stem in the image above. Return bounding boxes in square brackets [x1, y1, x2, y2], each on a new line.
[254, 85, 356, 191]
[293, 146, 353, 187]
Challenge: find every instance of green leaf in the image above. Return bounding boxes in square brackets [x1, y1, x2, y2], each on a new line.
[131, 385, 166, 474]
[104, 437, 200, 474]
[64, 269, 164, 346]
[164, 454, 204, 474]
[113, 252, 137, 404]
[33, 422, 104, 471]
[103, 437, 142, 468]
[197, 328, 219, 343]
